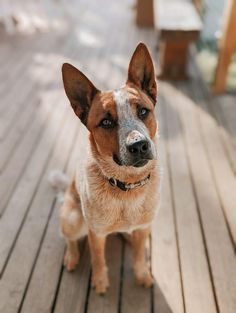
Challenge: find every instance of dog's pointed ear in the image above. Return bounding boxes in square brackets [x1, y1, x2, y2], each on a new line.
[127, 43, 157, 104]
[62, 63, 99, 125]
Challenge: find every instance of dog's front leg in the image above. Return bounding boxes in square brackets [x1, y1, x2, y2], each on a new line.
[88, 230, 109, 294]
[132, 228, 154, 288]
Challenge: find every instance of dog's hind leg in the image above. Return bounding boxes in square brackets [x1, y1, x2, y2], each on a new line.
[60, 180, 87, 271]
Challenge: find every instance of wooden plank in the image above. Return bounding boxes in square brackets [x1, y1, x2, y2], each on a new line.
[121, 241, 152, 313]
[0, 35, 44, 113]
[0, 35, 65, 170]
[19, 115, 83, 313]
[0, 92, 67, 272]
[161, 82, 217, 313]
[0, 36, 74, 215]
[0, 111, 77, 313]
[0, 107, 78, 313]
[22, 117, 88, 313]
[0, 82, 37, 139]
[0, 35, 44, 102]
[216, 95, 236, 145]
[208, 95, 236, 175]
[191, 60, 236, 248]
[87, 235, 122, 313]
[152, 95, 184, 313]
[177, 80, 236, 313]
[19, 200, 65, 313]
[0, 35, 35, 99]
[0, 35, 66, 139]
[220, 96, 236, 132]
[0, 94, 39, 171]
[53, 240, 91, 313]
[0, 90, 53, 216]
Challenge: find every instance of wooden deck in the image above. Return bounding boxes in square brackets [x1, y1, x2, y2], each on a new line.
[0, 0, 236, 312]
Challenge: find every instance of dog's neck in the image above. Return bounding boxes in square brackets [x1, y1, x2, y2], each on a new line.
[92, 154, 156, 184]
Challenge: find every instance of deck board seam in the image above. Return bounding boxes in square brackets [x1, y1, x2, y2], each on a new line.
[0, 106, 69, 277]
[177, 82, 220, 313]
[189, 58, 236, 252]
[163, 94, 186, 313]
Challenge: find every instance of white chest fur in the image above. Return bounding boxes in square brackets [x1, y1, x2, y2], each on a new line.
[76, 168, 159, 235]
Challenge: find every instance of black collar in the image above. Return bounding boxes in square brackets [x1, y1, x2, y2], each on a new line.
[108, 174, 151, 191]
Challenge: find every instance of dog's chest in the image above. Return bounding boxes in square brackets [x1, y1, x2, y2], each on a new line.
[75, 159, 160, 235]
[83, 188, 157, 235]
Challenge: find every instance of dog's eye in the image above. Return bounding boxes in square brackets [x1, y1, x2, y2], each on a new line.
[138, 107, 149, 119]
[99, 118, 116, 129]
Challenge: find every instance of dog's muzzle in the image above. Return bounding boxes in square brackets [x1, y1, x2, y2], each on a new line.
[114, 130, 154, 167]
[125, 131, 153, 167]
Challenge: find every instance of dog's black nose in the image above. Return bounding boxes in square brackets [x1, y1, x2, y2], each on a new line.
[127, 139, 150, 156]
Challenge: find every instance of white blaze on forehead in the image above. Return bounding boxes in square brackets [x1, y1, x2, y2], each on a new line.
[113, 89, 133, 123]
[113, 89, 149, 136]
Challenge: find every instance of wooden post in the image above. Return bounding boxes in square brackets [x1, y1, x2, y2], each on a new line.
[212, 0, 236, 94]
[159, 40, 189, 80]
[136, 0, 154, 27]
[192, 0, 203, 16]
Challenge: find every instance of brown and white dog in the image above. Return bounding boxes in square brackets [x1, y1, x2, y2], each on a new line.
[57, 43, 160, 294]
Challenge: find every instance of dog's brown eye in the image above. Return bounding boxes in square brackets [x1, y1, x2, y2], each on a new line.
[138, 107, 149, 119]
[99, 118, 116, 129]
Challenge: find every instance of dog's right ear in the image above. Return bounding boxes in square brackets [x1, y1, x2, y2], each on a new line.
[62, 63, 99, 125]
[127, 43, 157, 104]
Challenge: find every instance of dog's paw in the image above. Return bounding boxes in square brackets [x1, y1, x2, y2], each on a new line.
[64, 250, 79, 271]
[92, 270, 110, 295]
[135, 271, 154, 288]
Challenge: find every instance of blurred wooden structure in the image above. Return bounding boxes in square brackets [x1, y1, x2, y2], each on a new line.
[212, 0, 236, 94]
[192, 0, 203, 15]
[154, 0, 202, 79]
[136, 0, 202, 79]
[136, 0, 154, 27]
[0, 0, 236, 312]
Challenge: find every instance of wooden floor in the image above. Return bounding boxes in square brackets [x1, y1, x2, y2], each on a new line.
[0, 1, 236, 312]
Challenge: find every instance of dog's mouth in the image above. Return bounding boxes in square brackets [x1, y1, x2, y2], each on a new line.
[113, 154, 123, 166]
[132, 159, 149, 167]
[113, 154, 149, 168]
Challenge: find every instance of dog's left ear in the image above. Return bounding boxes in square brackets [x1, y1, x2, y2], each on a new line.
[62, 63, 99, 125]
[127, 43, 157, 104]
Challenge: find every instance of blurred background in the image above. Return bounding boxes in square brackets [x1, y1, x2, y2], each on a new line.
[0, 1, 235, 313]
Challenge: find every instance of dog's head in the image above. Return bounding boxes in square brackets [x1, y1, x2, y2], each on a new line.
[62, 43, 157, 175]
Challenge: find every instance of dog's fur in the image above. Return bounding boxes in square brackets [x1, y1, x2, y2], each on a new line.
[59, 43, 160, 294]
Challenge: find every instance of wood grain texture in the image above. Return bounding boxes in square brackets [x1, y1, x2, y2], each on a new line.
[152, 97, 184, 313]
[177, 80, 236, 313]
[0, 0, 235, 312]
[162, 82, 217, 313]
